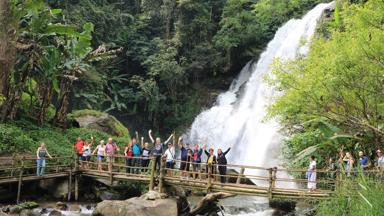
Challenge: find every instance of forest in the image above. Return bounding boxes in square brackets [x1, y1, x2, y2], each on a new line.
[0, 0, 328, 133]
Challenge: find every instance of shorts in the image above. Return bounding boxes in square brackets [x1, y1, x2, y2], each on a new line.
[97, 155, 105, 161]
[180, 161, 190, 171]
[193, 163, 201, 171]
[77, 153, 83, 160]
[166, 161, 175, 169]
[82, 156, 90, 161]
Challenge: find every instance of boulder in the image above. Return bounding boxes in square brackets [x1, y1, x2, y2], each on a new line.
[55, 202, 67, 211]
[20, 209, 41, 216]
[71, 110, 129, 137]
[48, 210, 62, 216]
[93, 191, 178, 216]
[68, 204, 81, 212]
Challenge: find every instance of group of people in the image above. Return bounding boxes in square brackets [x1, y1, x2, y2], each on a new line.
[72, 130, 232, 183]
[307, 148, 384, 192]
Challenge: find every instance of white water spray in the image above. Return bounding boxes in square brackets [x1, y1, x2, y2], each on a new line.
[189, 2, 334, 187]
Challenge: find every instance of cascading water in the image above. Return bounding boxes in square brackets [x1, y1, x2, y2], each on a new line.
[188, 2, 334, 190]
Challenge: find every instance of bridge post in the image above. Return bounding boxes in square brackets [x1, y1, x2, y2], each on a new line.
[16, 157, 24, 204]
[75, 175, 79, 201]
[158, 158, 166, 193]
[149, 157, 156, 190]
[268, 168, 273, 199]
[109, 158, 113, 185]
[207, 164, 212, 193]
[272, 167, 277, 188]
[68, 158, 74, 201]
[236, 167, 245, 184]
[335, 169, 341, 190]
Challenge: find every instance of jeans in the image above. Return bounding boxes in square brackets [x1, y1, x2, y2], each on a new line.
[218, 165, 227, 183]
[125, 158, 132, 173]
[132, 157, 141, 174]
[36, 159, 46, 176]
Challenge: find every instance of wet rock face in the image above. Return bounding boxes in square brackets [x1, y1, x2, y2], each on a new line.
[92, 191, 178, 216]
[269, 199, 296, 215]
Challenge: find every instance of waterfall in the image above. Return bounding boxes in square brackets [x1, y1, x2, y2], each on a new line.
[188, 2, 334, 187]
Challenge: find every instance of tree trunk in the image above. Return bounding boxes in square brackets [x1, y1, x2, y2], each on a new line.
[0, 0, 15, 98]
[1, 69, 29, 121]
[189, 192, 234, 216]
[53, 77, 73, 128]
[38, 83, 53, 125]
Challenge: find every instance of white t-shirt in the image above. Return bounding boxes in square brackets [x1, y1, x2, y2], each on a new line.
[378, 156, 384, 167]
[163, 147, 175, 162]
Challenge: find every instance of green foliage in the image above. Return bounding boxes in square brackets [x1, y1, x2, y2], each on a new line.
[0, 120, 129, 156]
[268, 0, 384, 166]
[316, 177, 384, 215]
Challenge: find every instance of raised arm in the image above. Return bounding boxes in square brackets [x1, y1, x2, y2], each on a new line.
[164, 133, 173, 145]
[148, 130, 155, 143]
[92, 146, 98, 155]
[90, 136, 94, 146]
[135, 131, 139, 141]
[141, 137, 144, 148]
[178, 137, 183, 149]
[223, 147, 231, 155]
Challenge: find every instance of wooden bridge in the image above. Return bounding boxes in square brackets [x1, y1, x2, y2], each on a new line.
[0, 155, 348, 203]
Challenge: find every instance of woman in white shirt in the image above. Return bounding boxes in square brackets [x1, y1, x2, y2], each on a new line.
[92, 140, 106, 171]
[163, 143, 175, 177]
[307, 155, 317, 192]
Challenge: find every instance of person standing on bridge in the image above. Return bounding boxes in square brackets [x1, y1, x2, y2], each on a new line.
[217, 147, 231, 184]
[131, 136, 142, 174]
[106, 137, 120, 172]
[163, 142, 176, 177]
[149, 130, 173, 172]
[358, 151, 369, 174]
[203, 145, 217, 180]
[178, 137, 191, 179]
[74, 137, 84, 167]
[141, 137, 151, 173]
[307, 155, 317, 192]
[92, 140, 106, 171]
[124, 142, 133, 173]
[36, 143, 53, 176]
[192, 144, 203, 179]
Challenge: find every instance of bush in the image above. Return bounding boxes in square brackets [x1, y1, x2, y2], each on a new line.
[0, 120, 130, 156]
[316, 176, 384, 215]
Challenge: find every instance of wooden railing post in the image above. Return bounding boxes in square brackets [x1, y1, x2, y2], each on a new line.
[207, 164, 212, 193]
[158, 158, 166, 193]
[109, 158, 113, 185]
[272, 167, 277, 189]
[335, 169, 341, 190]
[149, 157, 156, 190]
[268, 168, 273, 199]
[16, 157, 24, 204]
[68, 159, 73, 201]
[236, 167, 245, 184]
[74, 175, 79, 201]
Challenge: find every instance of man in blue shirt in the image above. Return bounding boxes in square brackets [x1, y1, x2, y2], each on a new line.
[178, 137, 191, 179]
[358, 151, 369, 174]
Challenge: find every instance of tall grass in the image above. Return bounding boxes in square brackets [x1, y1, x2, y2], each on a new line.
[316, 173, 384, 216]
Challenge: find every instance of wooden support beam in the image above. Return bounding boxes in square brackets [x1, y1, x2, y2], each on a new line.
[158, 158, 166, 193]
[236, 167, 245, 184]
[68, 169, 72, 201]
[149, 157, 156, 190]
[268, 168, 273, 199]
[75, 175, 79, 201]
[16, 158, 24, 204]
[207, 164, 212, 193]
